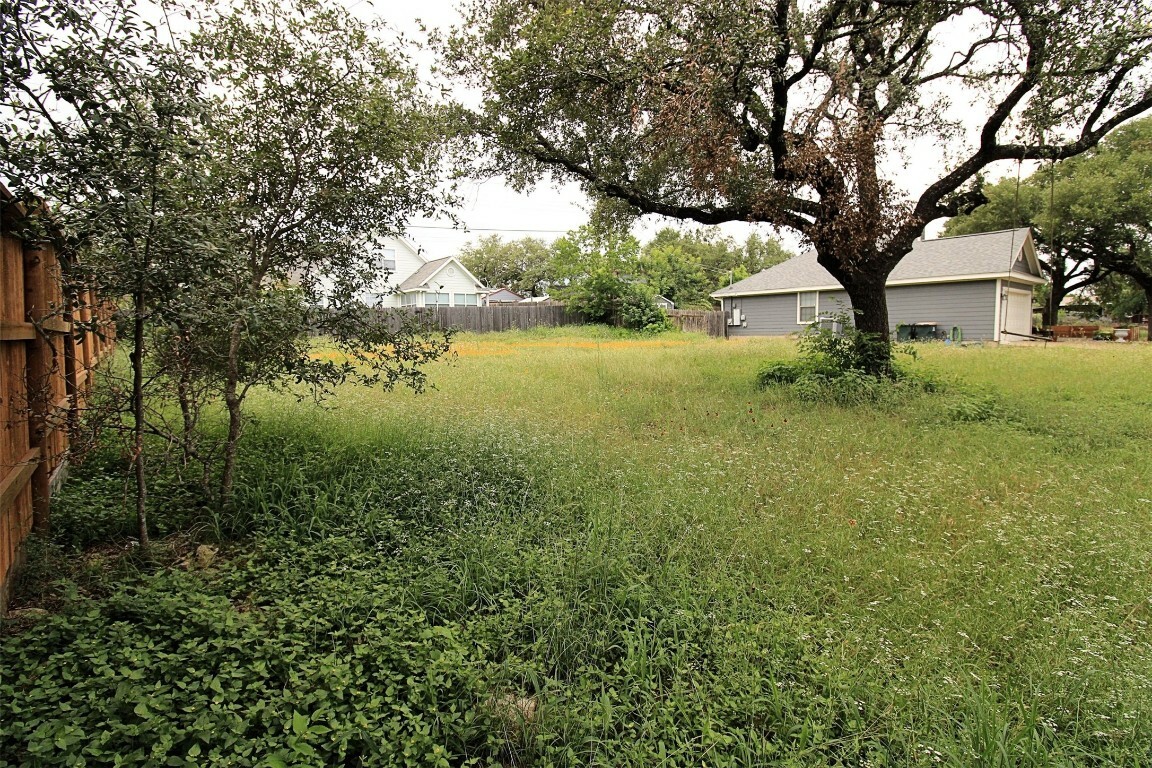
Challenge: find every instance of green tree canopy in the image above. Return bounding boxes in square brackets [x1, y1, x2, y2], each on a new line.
[458, 234, 554, 296]
[947, 118, 1152, 333]
[180, 0, 453, 503]
[548, 224, 642, 289]
[1061, 120, 1152, 335]
[636, 229, 793, 307]
[943, 175, 1100, 325]
[445, 0, 1152, 373]
[0, 0, 455, 532]
[1, 0, 217, 543]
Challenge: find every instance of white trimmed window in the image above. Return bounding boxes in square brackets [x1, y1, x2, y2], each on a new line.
[401, 292, 417, 306]
[798, 291, 819, 323]
[455, 293, 478, 306]
[379, 248, 397, 273]
[428, 292, 451, 307]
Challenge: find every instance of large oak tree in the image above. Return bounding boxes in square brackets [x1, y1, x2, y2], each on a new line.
[445, 0, 1152, 371]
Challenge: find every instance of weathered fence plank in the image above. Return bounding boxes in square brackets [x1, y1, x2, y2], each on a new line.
[378, 305, 727, 337]
[1, 186, 115, 613]
[666, 309, 727, 337]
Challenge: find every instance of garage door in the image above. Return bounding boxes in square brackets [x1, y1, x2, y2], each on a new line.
[1003, 289, 1033, 341]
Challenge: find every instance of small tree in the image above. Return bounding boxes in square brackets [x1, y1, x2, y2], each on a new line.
[1, 0, 457, 539]
[637, 237, 711, 308]
[181, 0, 454, 505]
[1, 0, 214, 545]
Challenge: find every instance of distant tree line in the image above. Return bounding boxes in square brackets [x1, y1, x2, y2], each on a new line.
[460, 226, 793, 310]
[946, 117, 1152, 336]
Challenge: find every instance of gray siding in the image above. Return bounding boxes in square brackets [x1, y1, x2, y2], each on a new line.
[887, 281, 999, 340]
[818, 291, 851, 317]
[726, 280, 1002, 340]
[725, 294, 806, 336]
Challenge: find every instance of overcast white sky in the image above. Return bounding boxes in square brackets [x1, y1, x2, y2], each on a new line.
[360, 0, 1027, 257]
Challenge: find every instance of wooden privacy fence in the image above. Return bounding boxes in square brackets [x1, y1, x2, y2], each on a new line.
[385, 305, 727, 337]
[666, 309, 728, 337]
[395, 304, 587, 333]
[1, 189, 114, 613]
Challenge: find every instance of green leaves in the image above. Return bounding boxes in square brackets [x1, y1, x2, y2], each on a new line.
[947, 116, 1152, 325]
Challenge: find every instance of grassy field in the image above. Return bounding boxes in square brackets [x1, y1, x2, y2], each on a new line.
[3, 329, 1151, 766]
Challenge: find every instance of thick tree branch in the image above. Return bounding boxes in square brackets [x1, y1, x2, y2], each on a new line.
[529, 132, 815, 231]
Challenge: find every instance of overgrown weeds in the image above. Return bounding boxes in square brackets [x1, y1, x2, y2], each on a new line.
[3, 331, 1151, 766]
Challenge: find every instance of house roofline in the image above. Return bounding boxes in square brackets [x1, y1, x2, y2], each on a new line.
[711, 271, 1046, 299]
[402, 256, 487, 291]
[394, 235, 427, 261]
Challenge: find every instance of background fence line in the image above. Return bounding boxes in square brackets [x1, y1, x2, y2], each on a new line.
[665, 309, 728, 337]
[1, 187, 114, 613]
[383, 305, 727, 337]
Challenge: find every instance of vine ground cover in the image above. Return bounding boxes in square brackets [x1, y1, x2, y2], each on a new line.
[3, 331, 1151, 766]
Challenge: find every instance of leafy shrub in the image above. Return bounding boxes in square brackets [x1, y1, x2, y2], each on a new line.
[567, 268, 672, 332]
[797, 310, 897, 375]
[756, 360, 810, 386]
[619, 287, 673, 332]
[758, 311, 938, 405]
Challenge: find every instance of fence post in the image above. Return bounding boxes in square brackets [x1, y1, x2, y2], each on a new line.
[22, 240, 53, 532]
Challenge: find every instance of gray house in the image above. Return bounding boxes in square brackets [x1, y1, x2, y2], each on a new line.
[484, 287, 525, 305]
[712, 228, 1046, 342]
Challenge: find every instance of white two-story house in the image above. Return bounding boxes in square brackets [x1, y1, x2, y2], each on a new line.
[362, 237, 488, 308]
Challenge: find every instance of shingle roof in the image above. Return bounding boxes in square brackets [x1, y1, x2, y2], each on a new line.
[485, 288, 524, 301]
[713, 228, 1040, 297]
[398, 257, 451, 291]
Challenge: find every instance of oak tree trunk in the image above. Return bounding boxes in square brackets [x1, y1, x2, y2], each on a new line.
[839, 276, 894, 376]
[1044, 271, 1064, 328]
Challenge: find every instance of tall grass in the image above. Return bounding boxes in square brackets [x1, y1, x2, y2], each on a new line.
[4, 331, 1151, 766]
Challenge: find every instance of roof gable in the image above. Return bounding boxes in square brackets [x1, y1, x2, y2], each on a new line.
[713, 228, 1044, 297]
[373, 235, 426, 265]
[398, 257, 487, 292]
[485, 288, 524, 302]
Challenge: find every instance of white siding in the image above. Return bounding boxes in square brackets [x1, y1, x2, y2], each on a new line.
[366, 238, 427, 307]
[1002, 288, 1033, 341]
[425, 263, 481, 295]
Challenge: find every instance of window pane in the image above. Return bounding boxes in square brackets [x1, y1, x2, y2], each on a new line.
[798, 291, 818, 323]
